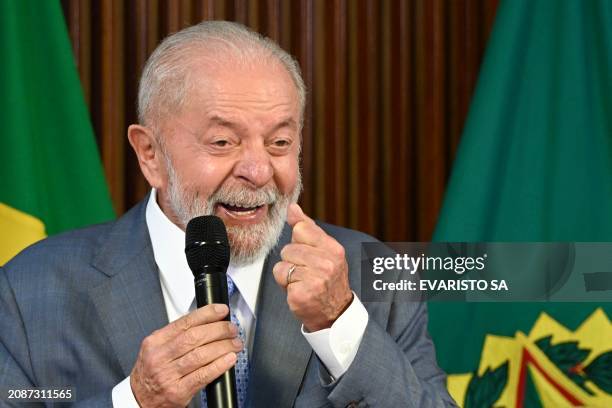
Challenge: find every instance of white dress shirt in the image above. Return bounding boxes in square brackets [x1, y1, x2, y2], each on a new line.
[112, 189, 369, 406]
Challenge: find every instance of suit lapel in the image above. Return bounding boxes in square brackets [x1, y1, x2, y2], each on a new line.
[248, 225, 313, 408]
[89, 198, 168, 376]
[86, 200, 314, 397]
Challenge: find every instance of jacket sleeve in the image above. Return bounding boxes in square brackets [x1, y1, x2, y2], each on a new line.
[72, 392, 113, 407]
[0, 266, 37, 407]
[323, 299, 458, 407]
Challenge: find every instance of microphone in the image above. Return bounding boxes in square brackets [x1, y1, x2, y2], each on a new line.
[185, 216, 237, 408]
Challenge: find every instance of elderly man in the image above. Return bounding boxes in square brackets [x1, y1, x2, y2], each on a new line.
[0, 21, 455, 407]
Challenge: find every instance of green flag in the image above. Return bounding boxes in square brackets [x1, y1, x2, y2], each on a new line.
[0, 1, 115, 265]
[429, 0, 612, 406]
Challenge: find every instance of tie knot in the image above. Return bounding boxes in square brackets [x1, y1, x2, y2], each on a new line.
[226, 275, 237, 297]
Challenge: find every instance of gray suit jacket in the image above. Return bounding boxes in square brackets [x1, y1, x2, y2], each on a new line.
[0, 199, 456, 407]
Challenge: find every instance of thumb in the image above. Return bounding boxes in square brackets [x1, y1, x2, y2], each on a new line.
[286, 203, 312, 227]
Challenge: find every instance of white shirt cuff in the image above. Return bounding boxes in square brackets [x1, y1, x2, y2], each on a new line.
[112, 376, 140, 408]
[301, 292, 369, 379]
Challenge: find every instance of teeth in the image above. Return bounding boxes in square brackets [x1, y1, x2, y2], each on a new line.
[219, 202, 260, 215]
[221, 202, 263, 209]
[226, 207, 257, 215]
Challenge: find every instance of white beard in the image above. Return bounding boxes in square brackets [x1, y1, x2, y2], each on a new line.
[164, 153, 302, 266]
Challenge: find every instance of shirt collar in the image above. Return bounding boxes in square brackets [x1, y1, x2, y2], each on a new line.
[145, 189, 265, 317]
[229, 253, 265, 317]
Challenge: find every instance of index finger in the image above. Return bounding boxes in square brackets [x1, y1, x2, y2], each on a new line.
[156, 304, 229, 343]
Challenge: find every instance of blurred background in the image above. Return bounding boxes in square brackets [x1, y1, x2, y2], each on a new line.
[59, 0, 498, 241]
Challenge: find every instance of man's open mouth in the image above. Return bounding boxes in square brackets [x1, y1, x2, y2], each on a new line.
[219, 203, 263, 215]
[216, 202, 269, 222]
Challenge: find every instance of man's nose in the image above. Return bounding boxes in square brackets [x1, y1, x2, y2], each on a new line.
[233, 144, 274, 188]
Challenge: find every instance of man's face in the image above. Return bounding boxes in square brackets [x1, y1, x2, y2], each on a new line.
[156, 56, 302, 265]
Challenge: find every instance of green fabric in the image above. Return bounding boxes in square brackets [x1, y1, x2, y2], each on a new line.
[429, 0, 612, 375]
[0, 0, 114, 235]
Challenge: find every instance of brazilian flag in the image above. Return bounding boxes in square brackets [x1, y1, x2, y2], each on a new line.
[429, 0, 612, 406]
[0, 1, 114, 265]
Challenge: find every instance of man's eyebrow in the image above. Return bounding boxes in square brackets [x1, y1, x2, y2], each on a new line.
[209, 115, 298, 133]
[208, 115, 245, 132]
[270, 118, 298, 132]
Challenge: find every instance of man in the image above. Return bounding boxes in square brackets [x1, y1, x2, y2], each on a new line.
[0, 21, 455, 407]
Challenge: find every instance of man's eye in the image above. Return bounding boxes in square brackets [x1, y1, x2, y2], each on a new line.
[213, 140, 230, 147]
[273, 139, 291, 147]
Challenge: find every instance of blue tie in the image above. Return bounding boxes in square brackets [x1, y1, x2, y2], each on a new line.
[201, 275, 249, 408]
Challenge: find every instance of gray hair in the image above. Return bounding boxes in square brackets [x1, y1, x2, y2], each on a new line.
[137, 20, 306, 130]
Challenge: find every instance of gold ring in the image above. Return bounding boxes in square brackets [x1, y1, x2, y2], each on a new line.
[287, 264, 297, 285]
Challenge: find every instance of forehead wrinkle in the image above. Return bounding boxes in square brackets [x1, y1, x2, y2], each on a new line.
[212, 89, 296, 106]
[207, 114, 249, 134]
[184, 56, 300, 121]
[193, 85, 297, 115]
[268, 118, 298, 133]
[205, 110, 298, 136]
[205, 96, 297, 121]
[211, 102, 296, 118]
[194, 64, 298, 104]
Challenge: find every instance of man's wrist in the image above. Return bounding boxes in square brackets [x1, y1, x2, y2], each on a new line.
[304, 290, 354, 332]
[301, 292, 369, 379]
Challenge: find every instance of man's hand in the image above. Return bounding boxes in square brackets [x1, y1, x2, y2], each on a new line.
[130, 304, 242, 407]
[273, 203, 353, 332]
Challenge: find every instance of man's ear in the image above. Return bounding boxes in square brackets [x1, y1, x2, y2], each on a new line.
[127, 124, 165, 189]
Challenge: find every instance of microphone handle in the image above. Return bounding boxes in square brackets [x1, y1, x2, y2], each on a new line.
[195, 270, 238, 408]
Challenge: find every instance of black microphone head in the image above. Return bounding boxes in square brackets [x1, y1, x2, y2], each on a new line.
[185, 215, 230, 275]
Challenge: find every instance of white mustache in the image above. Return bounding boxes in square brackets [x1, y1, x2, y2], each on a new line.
[209, 185, 280, 208]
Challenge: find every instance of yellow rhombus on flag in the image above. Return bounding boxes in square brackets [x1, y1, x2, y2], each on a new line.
[0, 203, 46, 265]
[447, 309, 612, 407]
[0, 0, 115, 267]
